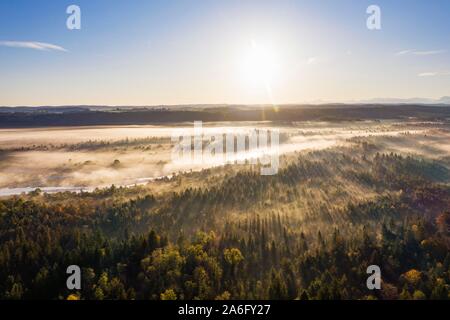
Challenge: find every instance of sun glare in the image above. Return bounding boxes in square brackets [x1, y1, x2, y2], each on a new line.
[239, 40, 281, 89]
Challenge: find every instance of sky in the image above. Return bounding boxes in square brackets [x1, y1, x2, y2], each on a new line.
[0, 0, 449, 106]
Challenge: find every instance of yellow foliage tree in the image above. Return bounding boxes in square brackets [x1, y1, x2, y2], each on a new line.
[403, 269, 422, 285]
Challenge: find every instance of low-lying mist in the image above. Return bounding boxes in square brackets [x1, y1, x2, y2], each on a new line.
[0, 121, 447, 195]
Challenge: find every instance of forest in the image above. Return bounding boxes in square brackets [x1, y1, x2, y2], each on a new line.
[0, 141, 449, 300]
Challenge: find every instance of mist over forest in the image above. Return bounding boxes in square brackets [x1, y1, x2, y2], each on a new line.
[0, 105, 449, 300]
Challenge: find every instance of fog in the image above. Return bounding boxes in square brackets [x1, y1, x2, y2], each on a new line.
[0, 121, 446, 196]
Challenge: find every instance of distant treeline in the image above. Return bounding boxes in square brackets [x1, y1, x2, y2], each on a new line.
[1, 105, 450, 127]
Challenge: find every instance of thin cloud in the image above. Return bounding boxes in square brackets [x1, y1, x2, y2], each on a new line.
[306, 57, 318, 64]
[414, 50, 446, 56]
[418, 71, 450, 77]
[306, 57, 319, 65]
[396, 49, 414, 56]
[396, 49, 446, 56]
[0, 41, 67, 52]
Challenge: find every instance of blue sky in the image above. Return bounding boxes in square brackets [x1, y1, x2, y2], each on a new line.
[0, 0, 449, 106]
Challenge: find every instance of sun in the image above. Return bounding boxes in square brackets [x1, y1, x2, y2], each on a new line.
[239, 40, 281, 88]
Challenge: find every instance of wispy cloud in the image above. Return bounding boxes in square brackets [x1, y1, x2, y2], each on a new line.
[306, 57, 319, 65]
[418, 71, 450, 77]
[396, 49, 446, 56]
[307, 57, 317, 65]
[413, 50, 446, 56]
[396, 49, 414, 56]
[0, 41, 67, 52]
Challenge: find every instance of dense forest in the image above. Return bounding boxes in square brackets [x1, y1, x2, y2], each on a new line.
[0, 143, 449, 300]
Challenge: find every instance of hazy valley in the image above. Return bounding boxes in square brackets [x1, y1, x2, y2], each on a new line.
[0, 106, 449, 300]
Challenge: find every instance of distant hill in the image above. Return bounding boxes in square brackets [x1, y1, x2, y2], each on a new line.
[356, 96, 450, 105]
[0, 104, 232, 114]
[1, 104, 450, 127]
[0, 106, 90, 114]
[1, 97, 450, 115]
